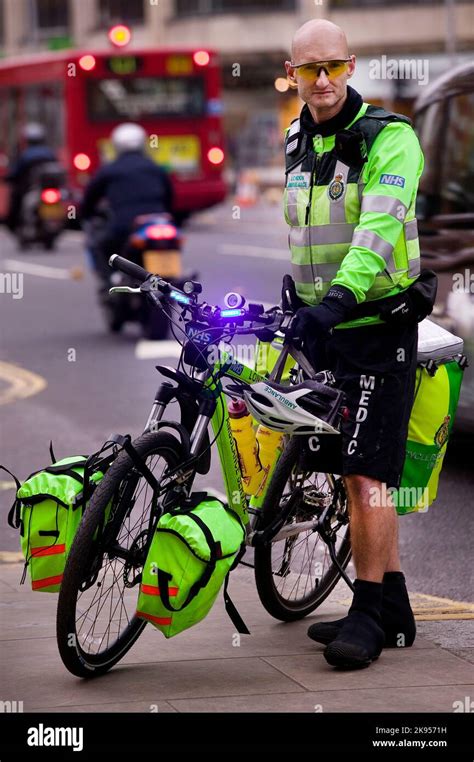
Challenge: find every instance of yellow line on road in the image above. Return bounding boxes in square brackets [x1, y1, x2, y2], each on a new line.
[337, 591, 474, 621]
[415, 612, 474, 620]
[0, 361, 47, 405]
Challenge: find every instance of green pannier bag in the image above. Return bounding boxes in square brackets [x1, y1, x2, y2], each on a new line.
[137, 492, 246, 638]
[393, 359, 464, 515]
[7, 455, 108, 592]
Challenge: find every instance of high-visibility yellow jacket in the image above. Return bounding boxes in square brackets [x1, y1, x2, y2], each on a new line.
[284, 102, 424, 328]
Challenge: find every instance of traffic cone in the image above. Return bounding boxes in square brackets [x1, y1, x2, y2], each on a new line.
[234, 169, 258, 207]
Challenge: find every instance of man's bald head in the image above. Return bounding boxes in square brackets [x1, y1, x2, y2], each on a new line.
[285, 19, 355, 122]
[291, 19, 349, 64]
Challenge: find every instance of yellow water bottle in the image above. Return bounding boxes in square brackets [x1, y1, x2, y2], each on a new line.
[228, 400, 264, 494]
[254, 425, 284, 496]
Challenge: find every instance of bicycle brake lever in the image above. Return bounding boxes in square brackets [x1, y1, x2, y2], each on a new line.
[109, 286, 141, 295]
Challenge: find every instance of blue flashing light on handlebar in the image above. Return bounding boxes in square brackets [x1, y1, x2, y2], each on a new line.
[170, 290, 192, 305]
[220, 308, 245, 318]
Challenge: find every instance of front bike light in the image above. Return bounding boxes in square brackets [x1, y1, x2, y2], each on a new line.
[224, 292, 245, 309]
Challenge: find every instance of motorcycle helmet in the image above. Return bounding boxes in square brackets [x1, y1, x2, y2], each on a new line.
[23, 123, 46, 144]
[243, 378, 344, 435]
[111, 123, 147, 155]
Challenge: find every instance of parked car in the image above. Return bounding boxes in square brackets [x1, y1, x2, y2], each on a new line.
[414, 61, 474, 431]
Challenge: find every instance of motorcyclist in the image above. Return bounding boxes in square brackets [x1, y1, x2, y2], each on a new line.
[80, 123, 174, 282]
[6, 123, 57, 232]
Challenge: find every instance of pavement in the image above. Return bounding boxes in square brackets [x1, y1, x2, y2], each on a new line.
[1, 559, 473, 714]
[1, 199, 473, 719]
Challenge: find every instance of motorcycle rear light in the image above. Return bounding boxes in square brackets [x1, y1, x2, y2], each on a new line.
[41, 188, 61, 204]
[146, 224, 177, 240]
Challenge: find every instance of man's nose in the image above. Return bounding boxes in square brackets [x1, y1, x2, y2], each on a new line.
[315, 69, 330, 87]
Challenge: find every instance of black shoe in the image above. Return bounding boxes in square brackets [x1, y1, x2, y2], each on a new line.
[307, 617, 347, 646]
[324, 610, 385, 669]
[308, 572, 416, 648]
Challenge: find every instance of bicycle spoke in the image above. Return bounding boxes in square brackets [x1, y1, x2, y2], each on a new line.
[269, 465, 348, 604]
[73, 452, 168, 656]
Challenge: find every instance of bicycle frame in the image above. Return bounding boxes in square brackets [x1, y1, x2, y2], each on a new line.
[144, 348, 286, 534]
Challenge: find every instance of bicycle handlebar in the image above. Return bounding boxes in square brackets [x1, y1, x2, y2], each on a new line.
[108, 254, 293, 338]
[109, 254, 149, 283]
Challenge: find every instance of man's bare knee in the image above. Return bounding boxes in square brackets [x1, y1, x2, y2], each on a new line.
[344, 475, 389, 512]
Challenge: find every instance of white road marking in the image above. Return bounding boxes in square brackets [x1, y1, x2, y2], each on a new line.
[4, 259, 83, 280]
[218, 244, 289, 260]
[0, 481, 16, 491]
[0, 551, 24, 564]
[135, 339, 183, 360]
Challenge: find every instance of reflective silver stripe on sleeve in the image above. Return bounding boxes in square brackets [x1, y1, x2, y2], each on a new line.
[404, 218, 419, 240]
[329, 161, 350, 224]
[361, 195, 407, 220]
[351, 229, 394, 262]
[289, 223, 356, 247]
[408, 258, 421, 278]
[292, 262, 341, 283]
[286, 188, 300, 225]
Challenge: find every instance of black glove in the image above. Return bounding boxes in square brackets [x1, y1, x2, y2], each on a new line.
[410, 269, 438, 320]
[379, 270, 438, 325]
[281, 273, 305, 313]
[286, 285, 357, 344]
[378, 290, 418, 325]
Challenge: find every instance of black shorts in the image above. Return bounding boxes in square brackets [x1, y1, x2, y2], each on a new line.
[305, 321, 418, 488]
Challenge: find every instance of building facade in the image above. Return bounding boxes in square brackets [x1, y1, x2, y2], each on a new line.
[1, 0, 473, 169]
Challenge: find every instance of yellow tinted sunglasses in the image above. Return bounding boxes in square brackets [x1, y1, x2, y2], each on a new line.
[292, 59, 351, 81]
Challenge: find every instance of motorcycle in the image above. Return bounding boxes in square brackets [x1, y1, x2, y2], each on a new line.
[16, 161, 68, 250]
[89, 212, 197, 340]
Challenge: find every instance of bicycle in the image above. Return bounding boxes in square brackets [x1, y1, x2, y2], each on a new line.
[56, 254, 352, 677]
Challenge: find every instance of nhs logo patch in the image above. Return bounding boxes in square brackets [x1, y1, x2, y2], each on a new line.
[379, 174, 405, 188]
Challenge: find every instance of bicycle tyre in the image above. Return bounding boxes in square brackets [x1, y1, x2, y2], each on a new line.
[254, 438, 351, 622]
[56, 431, 183, 678]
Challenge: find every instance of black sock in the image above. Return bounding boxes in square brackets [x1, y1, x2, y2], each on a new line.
[383, 571, 405, 584]
[381, 571, 416, 646]
[349, 579, 383, 624]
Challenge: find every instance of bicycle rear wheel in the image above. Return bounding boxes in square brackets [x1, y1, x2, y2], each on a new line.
[254, 438, 351, 621]
[56, 431, 183, 678]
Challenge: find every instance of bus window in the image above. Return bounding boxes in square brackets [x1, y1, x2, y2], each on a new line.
[86, 77, 206, 121]
[440, 92, 474, 214]
[23, 83, 64, 150]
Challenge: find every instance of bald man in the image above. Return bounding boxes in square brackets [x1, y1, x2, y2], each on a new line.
[282, 20, 433, 669]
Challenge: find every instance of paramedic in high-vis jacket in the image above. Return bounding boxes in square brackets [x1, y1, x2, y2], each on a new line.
[282, 19, 436, 669]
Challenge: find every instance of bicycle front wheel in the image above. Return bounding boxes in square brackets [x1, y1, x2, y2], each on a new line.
[254, 438, 351, 621]
[56, 431, 183, 678]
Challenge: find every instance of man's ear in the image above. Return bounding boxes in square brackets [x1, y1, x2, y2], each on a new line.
[347, 54, 356, 80]
[285, 60, 298, 89]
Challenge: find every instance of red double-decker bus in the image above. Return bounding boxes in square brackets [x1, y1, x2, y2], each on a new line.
[0, 47, 227, 222]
